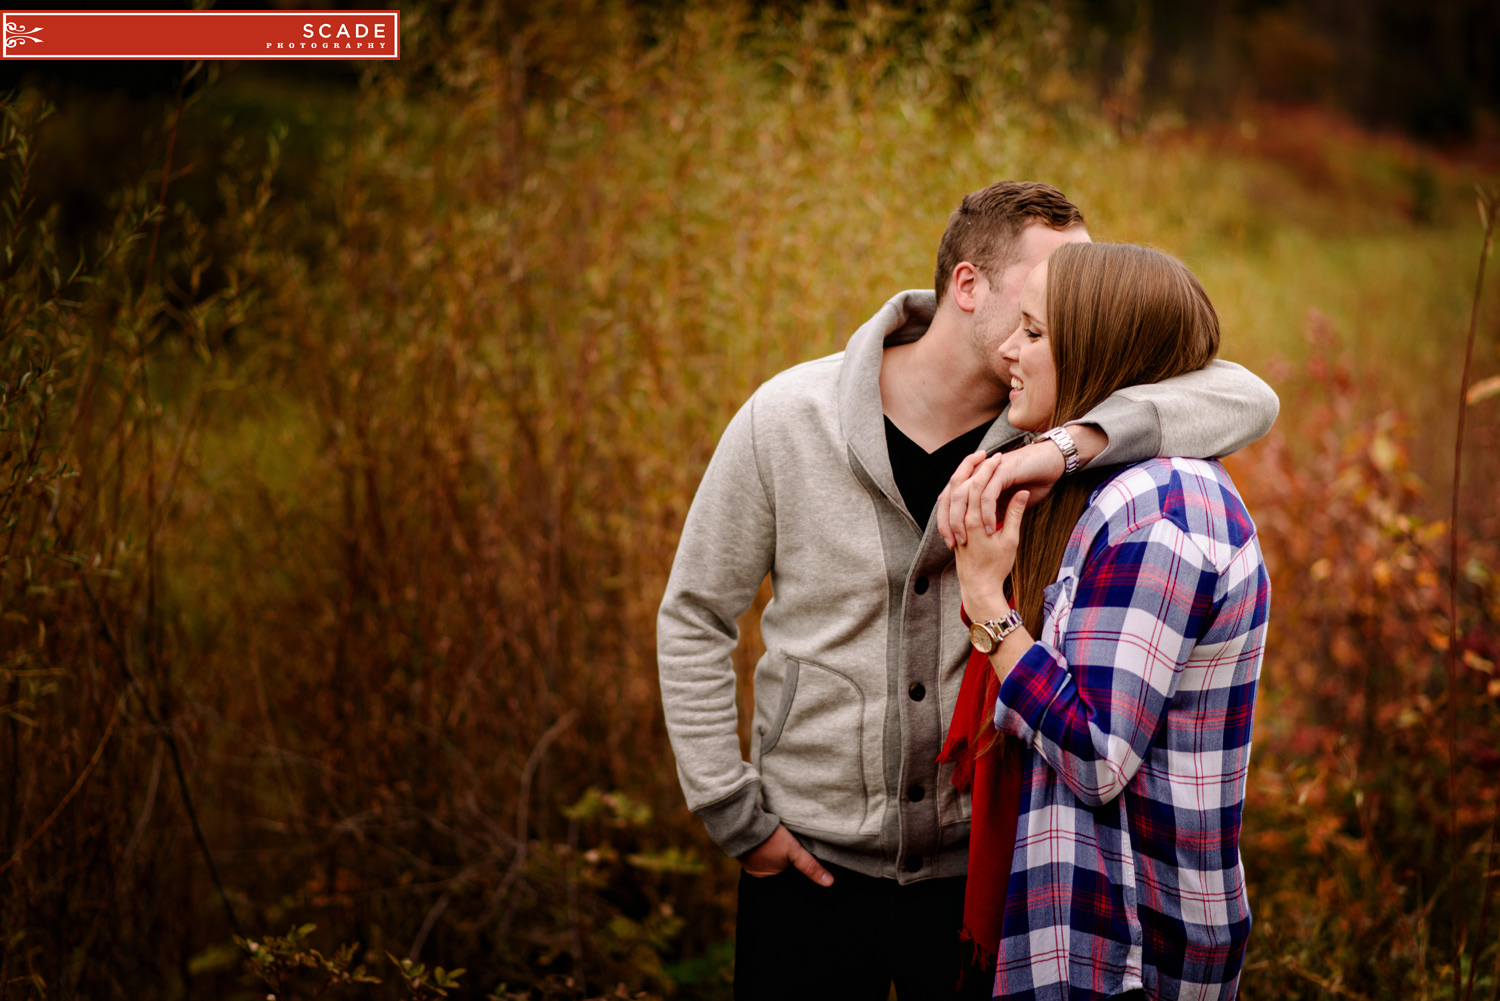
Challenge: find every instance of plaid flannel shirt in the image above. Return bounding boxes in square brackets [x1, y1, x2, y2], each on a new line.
[990, 457, 1269, 1001]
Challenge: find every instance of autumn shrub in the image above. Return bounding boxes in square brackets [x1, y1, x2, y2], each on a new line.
[1228, 305, 1500, 999]
[0, 2, 1498, 999]
[0, 72, 281, 992]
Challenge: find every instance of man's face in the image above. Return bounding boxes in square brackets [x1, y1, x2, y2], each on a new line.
[969, 222, 1088, 384]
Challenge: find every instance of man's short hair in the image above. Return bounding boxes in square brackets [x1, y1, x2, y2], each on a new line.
[933, 181, 1086, 305]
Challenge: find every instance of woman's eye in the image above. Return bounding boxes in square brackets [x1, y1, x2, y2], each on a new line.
[1025, 328, 1042, 340]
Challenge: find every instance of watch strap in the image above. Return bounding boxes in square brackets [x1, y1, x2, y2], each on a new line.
[971, 608, 1024, 653]
[1040, 426, 1081, 476]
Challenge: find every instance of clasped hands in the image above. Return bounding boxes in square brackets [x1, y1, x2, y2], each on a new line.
[937, 440, 1064, 620]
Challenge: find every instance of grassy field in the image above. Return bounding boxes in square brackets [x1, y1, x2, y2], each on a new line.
[2, 3, 1499, 998]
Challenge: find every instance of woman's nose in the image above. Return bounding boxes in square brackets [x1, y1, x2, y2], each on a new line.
[999, 329, 1021, 361]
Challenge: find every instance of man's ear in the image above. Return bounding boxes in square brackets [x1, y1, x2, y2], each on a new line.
[949, 261, 983, 314]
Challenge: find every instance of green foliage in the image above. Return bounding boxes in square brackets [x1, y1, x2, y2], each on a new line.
[239, 924, 382, 998]
[624, 848, 707, 877]
[564, 788, 653, 830]
[387, 953, 465, 999]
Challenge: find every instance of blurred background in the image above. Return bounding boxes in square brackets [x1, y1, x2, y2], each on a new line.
[1, 1, 1498, 997]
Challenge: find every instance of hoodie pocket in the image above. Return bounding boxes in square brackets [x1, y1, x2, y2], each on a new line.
[756, 656, 869, 835]
[757, 658, 800, 758]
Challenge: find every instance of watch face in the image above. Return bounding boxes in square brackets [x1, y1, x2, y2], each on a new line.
[969, 622, 996, 654]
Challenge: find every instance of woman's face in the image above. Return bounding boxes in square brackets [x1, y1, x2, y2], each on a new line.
[999, 259, 1057, 433]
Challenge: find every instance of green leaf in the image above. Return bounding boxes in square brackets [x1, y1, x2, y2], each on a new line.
[187, 940, 241, 975]
[626, 846, 708, 874]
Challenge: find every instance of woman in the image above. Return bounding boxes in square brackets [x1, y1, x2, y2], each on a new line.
[938, 242, 1269, 1000]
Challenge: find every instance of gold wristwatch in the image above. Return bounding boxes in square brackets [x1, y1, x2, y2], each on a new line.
[969, 608, 1024, 654]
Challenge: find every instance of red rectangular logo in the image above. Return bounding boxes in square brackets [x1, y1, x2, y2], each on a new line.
[1, 10, 400, 60]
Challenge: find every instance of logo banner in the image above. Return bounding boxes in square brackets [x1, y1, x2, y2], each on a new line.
[1, 11, 400, 60]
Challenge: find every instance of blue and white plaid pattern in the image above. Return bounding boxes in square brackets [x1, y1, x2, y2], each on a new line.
[990, 457, 1269, 1001]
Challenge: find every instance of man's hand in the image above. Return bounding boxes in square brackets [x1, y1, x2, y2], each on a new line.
[937, 426, 1107, 548]
[740, 824, 834, 886]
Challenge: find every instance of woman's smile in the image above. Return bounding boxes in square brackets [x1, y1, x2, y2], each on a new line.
[999, 258, 1057, 432]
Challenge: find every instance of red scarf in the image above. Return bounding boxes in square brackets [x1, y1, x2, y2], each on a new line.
[937, 612, 1025, 968]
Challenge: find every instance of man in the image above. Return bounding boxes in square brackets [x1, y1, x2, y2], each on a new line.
[656, 182, 1278, 999]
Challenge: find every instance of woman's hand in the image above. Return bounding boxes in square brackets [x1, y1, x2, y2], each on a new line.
[937, 442, 1056, 548]
[937, 449, 999, 550]
[936, 428, 1106, 547]
[953, 477, 1030, 624]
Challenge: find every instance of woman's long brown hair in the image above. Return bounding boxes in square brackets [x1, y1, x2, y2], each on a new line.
[1012, 242, 1222, 636]
[974, 243, 1221, 760]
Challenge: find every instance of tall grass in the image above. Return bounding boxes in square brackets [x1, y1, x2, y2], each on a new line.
[0, 2, 1497, 998]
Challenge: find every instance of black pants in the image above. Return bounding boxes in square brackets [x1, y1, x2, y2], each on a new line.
[733, 861, 991, 1000]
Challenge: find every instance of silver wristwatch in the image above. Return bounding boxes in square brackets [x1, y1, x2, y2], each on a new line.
[1039, 426, 1081, 476]
[969, 608, 1024, 654]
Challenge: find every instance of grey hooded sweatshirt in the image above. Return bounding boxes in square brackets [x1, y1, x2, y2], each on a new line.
[657, 289, 1279, 883]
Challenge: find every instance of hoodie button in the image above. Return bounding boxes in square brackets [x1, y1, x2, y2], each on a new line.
[914, 576, 929, 594]
[908, 683, 925, 702]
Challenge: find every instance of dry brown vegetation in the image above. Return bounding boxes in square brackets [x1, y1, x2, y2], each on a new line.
[0, 3, 1498, 999]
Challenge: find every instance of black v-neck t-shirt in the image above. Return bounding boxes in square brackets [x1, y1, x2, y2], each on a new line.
[884, 417, 992, 530]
